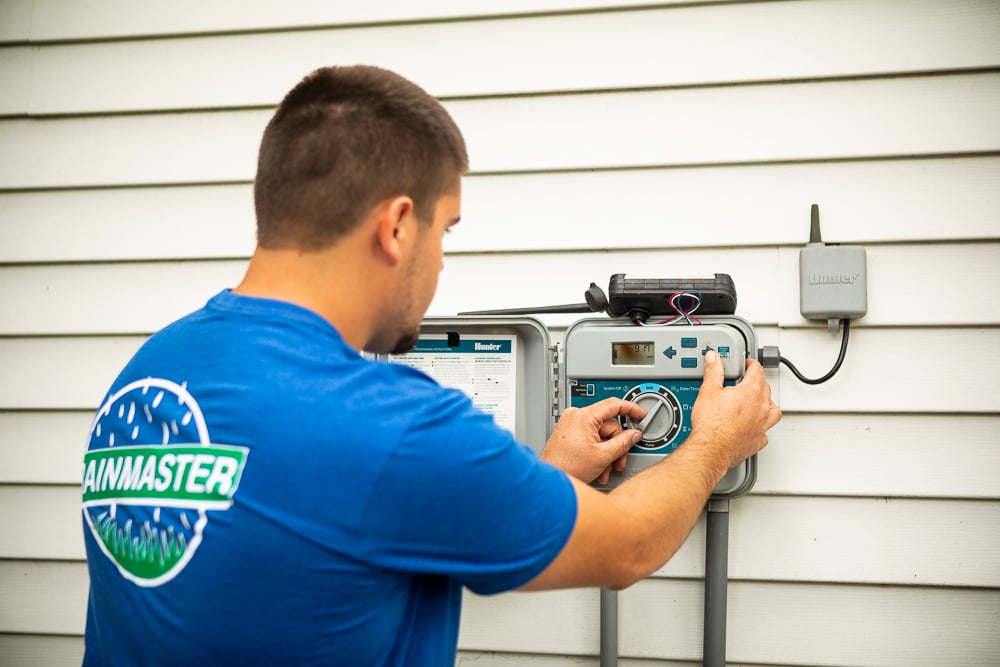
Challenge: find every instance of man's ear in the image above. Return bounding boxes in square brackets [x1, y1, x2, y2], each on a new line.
[374, 195, 414, 266]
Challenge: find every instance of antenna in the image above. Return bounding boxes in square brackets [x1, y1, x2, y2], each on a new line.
[457, 303, 592, 316]
[809, 203, 823, 244]
[458, 283, 609, 316]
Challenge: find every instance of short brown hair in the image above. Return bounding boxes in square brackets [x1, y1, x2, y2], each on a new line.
[253, 65, 469, 250]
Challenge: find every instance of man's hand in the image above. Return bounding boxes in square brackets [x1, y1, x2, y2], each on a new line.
[524, 351, 781, 593]
[541, 398, 646, 484]
[690, 350, 781, 468]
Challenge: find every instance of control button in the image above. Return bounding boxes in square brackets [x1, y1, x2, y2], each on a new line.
[718, 346, 731, 358]
[681, 357, 698, 369]
[701, 345, 714, 356]
[663, 346, 677, 359]
[681, 337, 697, 348]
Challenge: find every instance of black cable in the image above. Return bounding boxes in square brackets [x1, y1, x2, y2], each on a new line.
[779, 319, 851, 385]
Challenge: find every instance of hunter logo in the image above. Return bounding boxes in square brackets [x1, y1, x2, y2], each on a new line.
[808, 272, 861, 285]
[82, 378, 248, 587]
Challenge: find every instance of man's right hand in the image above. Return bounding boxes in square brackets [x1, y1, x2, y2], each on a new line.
[522, 348, 782, 593]
[690, 350, 781, 469]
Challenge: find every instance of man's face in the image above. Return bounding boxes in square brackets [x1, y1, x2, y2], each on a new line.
[371, 183, 462, 355]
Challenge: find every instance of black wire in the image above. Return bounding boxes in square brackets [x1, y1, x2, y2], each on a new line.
[779, 319, 851, 385]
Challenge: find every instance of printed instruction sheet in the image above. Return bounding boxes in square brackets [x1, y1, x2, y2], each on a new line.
[390, 334, 517, 434]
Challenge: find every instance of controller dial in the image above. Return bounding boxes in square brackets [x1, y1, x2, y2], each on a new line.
[620, 385, 682, 449]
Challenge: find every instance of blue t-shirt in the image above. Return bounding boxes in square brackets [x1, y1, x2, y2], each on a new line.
[81, 290, 577, 666]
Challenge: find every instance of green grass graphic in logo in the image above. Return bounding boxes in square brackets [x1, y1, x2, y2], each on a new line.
[82, 378, 248, 587]
[92, 510, 188, 580]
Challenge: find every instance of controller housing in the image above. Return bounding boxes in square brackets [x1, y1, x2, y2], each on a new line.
[563, 316, 756, 497]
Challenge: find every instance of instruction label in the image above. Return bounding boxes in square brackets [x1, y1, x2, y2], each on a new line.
[391, 335, 517, 434]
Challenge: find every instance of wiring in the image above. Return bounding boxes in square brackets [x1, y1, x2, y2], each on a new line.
[779, 319, 851, 385]
[636, 290, 704, 326]
[630, 285, 852, 386]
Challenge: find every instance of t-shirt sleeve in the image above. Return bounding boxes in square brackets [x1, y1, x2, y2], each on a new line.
[359, 385, 577, 595]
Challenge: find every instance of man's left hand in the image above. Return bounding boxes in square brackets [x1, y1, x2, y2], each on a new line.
[540, 398, 646, 484]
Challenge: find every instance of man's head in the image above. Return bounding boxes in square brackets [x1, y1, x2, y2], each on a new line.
[254, 65, 469, 250]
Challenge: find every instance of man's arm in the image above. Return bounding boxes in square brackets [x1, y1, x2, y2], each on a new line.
[524, 350, 780, 591]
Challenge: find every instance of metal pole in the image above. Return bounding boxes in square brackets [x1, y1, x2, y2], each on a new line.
[599, 587, 618, 667]
[703, 498, 731, 667]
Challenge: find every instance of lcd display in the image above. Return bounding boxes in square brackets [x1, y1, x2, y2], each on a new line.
[611, 341, 655, 366]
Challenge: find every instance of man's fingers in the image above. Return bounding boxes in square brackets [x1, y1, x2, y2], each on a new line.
[742, 357, 766, 383]
[594, 431, 639, 484]
[597, 465, 612, 485]
[587, 397, 646, 423]
[607, 429, 642, 461]
[701, 350, 725, 390]
[766, 400, 782, 429]
[597, 419, 622, 440]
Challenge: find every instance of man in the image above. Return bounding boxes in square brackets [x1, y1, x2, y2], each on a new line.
[81, 65, 780, 665]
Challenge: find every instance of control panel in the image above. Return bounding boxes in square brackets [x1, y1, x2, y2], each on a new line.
[563, 317, 756, 497]
[392, 314, 758, 499]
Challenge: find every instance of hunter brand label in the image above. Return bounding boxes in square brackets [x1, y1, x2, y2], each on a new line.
[82, 378, 248, 587]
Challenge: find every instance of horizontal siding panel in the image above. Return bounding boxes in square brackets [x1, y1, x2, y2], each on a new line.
[2, 242, 997, 336]
[8, 482, 996, 588]
[0, 46, 30, 115]
[657, 497, 1000, 586]
[0, 487, 84, 561]
[454, 655, 750, 667]
[0, 635, 83, 667]
[0, 561, 88, 635]
[5, 411, 998, 500]
[452, 73, 1000, 173]
[0, 336, 146, 410]
[3, 157, 998, 263]
[723, 497, 1000, 587]
[0, 411, 96, 484]
[0, 1, 31, 43]
[758, 414, 1000, 499]
[1, 328, 998, 413]
[0, 110, 266, 189]
[3, 73, 999, 189]
[11, 1, 1000, 114]
[0, 261, 247, 335]
[460, 588, 600, 656]
[460, 582, 1000, 665]
[622, 580, 1000, 665]
[772, 326, 1000, 413]
[0, 185, 257, 263]
[457, 157, 1000, 252]
[3, 0, 699, 42]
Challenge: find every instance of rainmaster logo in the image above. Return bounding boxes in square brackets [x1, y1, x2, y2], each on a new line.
[82, 378, 248, 587]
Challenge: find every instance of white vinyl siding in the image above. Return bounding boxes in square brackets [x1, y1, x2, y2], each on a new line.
[1, 1, 998, 665]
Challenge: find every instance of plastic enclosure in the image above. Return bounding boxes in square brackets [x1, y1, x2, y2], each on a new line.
[607, 273, 738, 318]
[799, 244, 868, 321]
[564, 316, 757, 499]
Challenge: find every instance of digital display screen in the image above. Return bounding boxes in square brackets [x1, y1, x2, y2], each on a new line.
[611, 342, 655, 366]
